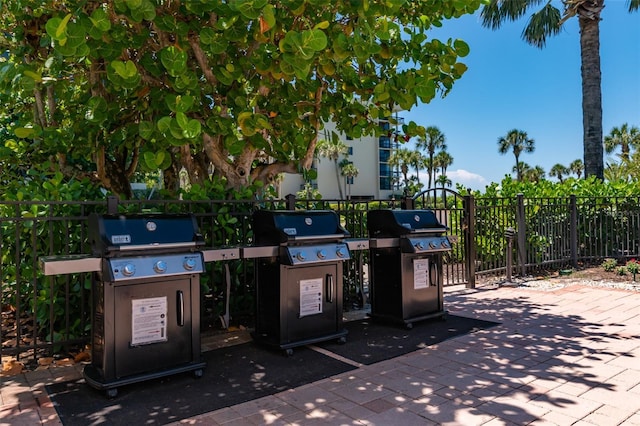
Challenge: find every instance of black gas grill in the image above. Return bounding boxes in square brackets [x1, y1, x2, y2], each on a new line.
[249, 210, 351, 355]
[367, 209, 451, 328]
[84, 213, 207, 397]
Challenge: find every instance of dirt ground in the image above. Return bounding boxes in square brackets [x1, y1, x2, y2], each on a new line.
[553, 264, 639, 283]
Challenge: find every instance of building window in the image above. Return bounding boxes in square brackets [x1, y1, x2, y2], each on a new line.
[347, 147, 353, 155]
[347, 176, 354, 185]
[379, 150, 390, 162]
[379, 136, 391, 149]
[380, 177, 391, 190]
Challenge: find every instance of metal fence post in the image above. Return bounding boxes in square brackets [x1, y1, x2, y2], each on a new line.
[570, 194, 578, 268]
[285, 194, 296, 210]
[505, 227, 516, 282]
[401, 195, 414, 210]
[463, 192, 476, 289]
[517, 193, 527, 277]
[107, 196, 119, 214]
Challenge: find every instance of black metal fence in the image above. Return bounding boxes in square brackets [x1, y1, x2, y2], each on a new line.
[2, 192, 640, 366]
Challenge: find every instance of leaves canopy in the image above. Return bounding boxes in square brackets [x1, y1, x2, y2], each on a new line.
[0, 0, 480, 197]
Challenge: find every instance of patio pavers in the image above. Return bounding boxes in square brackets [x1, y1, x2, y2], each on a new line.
[3, 281, 640, 425]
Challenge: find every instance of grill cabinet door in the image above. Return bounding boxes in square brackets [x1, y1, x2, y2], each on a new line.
[112, 276, 195, 378]
[281, 263, 342, 344]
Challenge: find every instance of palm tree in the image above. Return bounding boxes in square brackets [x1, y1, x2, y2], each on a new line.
[316, 132, 348, 199]
[517, 162, 546, 182]
[408, 150, 425, 189]
[481, 1, 639, 180]
[550, 163, 570, 182]
[497, 129, 535, 181]
[415, 126, 446, 189]
[434, 150, 454, 179]
[339, 160, 359, 200]
[569, 159, 584, 178]
[604, 123, 640, 162]
[388, 148, 414, 194]
[435, 174, 452, 188]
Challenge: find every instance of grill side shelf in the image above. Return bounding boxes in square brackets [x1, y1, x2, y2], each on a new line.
[40, 254, 101, 275]
[201, 248, 240, 262]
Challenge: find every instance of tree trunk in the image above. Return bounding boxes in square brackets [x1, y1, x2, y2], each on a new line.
[334, 160, 344, 199]
[579, 7, 604, 180]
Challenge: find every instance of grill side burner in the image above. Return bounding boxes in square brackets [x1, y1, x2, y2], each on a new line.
[367, 209, 452, 329]
[251, 210, 350, 355]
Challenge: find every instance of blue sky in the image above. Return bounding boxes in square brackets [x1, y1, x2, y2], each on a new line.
[402, 1, 640, 191]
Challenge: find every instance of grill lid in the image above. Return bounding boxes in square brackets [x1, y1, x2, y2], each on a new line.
[88, 213, 205, 256]
[367, 209, 447, 237]
[252, 210, 350, 245]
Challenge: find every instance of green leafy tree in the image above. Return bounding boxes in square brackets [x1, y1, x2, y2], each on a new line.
[0, 1, 480, 198]
[497, 129, 535, 181]
[481, 0, 640, 181]
[317, 133, 348, 199]
[416, 126, 447, 189]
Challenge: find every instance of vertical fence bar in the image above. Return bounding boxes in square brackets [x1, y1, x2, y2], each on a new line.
[570, 195, 578, 268]
[463, 193, 476, 289]
[517, 193, 526, 277]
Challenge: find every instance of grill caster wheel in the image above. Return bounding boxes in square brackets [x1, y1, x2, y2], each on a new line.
[194, 369, 203, 378]
[284, 348, 294, 357]
[106, 388, 118, 399]
[338, 336, 347, 344]
[405, 323, 413, 330]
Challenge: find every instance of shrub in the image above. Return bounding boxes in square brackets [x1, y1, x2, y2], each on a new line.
[616, 266, 627, 276]
[626, 259, 639, 280]
[601, 258, 618, 272]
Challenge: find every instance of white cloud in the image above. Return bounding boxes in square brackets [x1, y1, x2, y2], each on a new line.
[417, 169, 488, 191]
[447, 169, 488, 191]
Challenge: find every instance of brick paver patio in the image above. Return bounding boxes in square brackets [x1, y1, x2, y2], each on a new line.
[3, 281, 640, 425]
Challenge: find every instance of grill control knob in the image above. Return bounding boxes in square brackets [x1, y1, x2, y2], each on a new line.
[441, 240, 449, 248]
[296, 251, 306, 262]
[415, 241, 424, 250]
[154, 260, 167, 273]
[122, 263, 136, 277]
[183, 257, 197, 271]
[429, 241, 436, 249]
[336, 247, 346, 258]
[317, 249, 327, 259]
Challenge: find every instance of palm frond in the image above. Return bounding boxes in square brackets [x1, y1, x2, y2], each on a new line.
[481, 0, 546, 29]
[523, 3, 562, 48]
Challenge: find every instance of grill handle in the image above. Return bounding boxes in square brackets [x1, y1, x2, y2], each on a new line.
[177, 290, 184, 327]
[326, 274, 333, 303]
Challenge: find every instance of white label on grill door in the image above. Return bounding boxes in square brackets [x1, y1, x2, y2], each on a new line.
[299, 278, 323, 317]
[131, 297, 168, 345]
[413, 258, 431, 289]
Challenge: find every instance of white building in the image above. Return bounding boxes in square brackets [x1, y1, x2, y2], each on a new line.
[279, 116, 405, 200]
